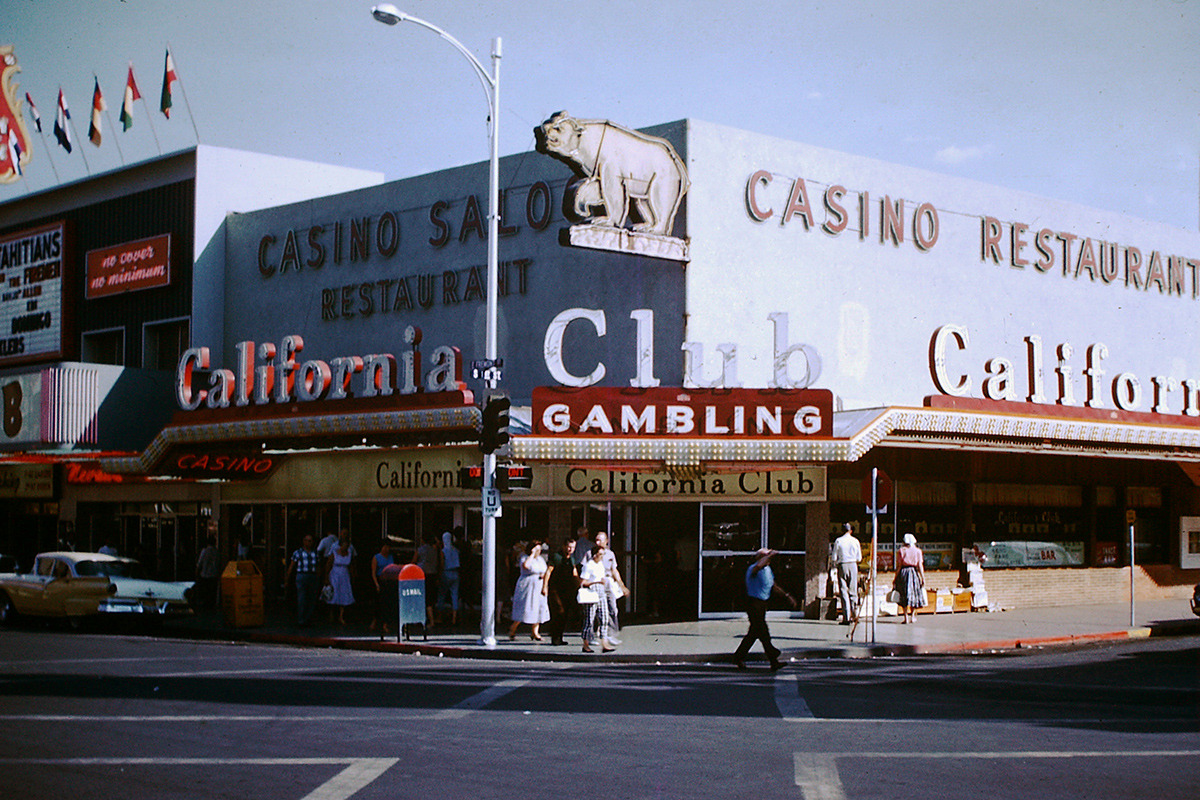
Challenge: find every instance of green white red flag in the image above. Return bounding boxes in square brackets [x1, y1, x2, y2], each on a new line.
[120, 65, 140, 131]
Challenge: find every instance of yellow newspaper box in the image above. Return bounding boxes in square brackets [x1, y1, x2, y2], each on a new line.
[221, 560, 264, 627]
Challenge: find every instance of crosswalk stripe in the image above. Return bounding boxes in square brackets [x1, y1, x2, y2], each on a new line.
[774, 673, 814, 719]
[793, 754, 847, 800]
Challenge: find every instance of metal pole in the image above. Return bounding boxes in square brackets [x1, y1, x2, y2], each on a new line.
[479, 36, 502, 649]
[1129, 522, 1136, 627]
[370, 8, 503, 647]
[870, 467, 878, 643]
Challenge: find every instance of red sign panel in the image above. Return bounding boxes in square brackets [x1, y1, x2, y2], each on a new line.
[86, 234, 171, 298]
[532, 386, 834, 438]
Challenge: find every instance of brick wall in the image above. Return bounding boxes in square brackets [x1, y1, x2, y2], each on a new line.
[921, 566, 1200, 609]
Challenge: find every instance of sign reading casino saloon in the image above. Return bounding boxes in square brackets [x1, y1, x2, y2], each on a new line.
[533, 386, 833, 438]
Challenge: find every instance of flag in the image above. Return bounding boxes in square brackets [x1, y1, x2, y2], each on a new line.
[6, 128, 23, 177]
[120, 65, 140, 131]
[88, 78, 105, 146]
[24, 92, 40, 132]
[53, 89, 72, 153]
[160, 49, 177, 118]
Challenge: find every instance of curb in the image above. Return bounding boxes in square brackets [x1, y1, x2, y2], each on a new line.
[157, 617, 1200, 664]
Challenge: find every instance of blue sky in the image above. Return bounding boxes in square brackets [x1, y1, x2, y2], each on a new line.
[4, 0, 1200, 230]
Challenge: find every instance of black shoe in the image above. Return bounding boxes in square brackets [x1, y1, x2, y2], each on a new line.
[770, 659, 785, 672]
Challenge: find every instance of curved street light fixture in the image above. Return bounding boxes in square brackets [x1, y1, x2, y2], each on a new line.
[371, 4, 503, 648]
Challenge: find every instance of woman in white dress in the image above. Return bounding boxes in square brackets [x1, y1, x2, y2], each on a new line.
[508, 540, 550, 641]
[324, 535, 355, 625]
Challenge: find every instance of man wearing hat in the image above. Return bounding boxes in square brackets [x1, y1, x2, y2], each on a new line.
[832, 523, 863, 625]
[733, 548, 797, 670]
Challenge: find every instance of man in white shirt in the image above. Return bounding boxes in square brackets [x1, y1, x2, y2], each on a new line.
[832, 523, 863, 625]
[316, 531, 340, 560]
[570, 527, 592, 567]
[593, 531, 625, 643]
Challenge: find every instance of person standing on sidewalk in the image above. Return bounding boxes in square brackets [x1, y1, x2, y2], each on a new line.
[593, 531, 627, 644]
[287, 535, 320, 627]
[545, 537, 579, 645]
[579, 542, 616, 653]
[413, 532, 441, 630]
[832, 523, 863, 625]
[895, 533, 927, 623]
[733, 548, 796, 670]
[437, 530, 461, 627]
[195, 534, 222, 612]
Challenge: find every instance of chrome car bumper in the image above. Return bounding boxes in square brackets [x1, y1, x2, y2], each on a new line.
[98, 598, 192, 615]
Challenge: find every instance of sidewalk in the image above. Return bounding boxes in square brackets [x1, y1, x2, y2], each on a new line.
[167, 599, 1200, 664]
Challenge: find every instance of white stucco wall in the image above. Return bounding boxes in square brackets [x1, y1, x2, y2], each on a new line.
[192, 145, 383, 350]
[684, 120, 1200, 413]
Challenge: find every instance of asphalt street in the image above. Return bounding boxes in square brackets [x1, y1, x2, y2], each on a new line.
[1, 629, 1197, 799]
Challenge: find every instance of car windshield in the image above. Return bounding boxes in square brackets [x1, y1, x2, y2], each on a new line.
[74, 560, 145, 579]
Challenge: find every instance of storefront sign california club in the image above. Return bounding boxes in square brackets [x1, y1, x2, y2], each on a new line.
[217, 447, 827, 503]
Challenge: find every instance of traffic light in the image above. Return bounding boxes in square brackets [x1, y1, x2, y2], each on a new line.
[479, 395, 511, 454]
[458, 464, 485, 489]
[495, 464, 533, 492]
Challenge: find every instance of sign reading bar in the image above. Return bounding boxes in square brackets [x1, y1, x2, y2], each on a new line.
[533, 386, 834, 438]
[86, 234, 171, 298]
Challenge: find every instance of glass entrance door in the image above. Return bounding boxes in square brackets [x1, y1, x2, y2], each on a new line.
[699, 504, 765, 616]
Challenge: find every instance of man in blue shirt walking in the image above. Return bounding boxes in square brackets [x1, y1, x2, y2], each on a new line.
[733, 548, 797, 670]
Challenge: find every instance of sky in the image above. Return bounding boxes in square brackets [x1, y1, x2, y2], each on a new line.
[3, 0, 1200, 231]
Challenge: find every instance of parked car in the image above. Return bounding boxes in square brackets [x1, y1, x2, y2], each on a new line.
[1191, 583, 1200, 617]
[0, 552, 194, 626]
[0, 553, 117, 627]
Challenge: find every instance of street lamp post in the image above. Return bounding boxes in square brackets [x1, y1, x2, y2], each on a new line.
[371, 4, 503, 647]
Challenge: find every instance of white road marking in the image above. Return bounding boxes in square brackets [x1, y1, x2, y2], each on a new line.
[774, 673, 814, 719]
[302, 758, 398, 800]
[0, 757, 398, 799]
[0, 714, 434, 722]
[433, 662, 570, 720]
[811, 749, 1200, 759]
[794, 750, 1200, 799]
[793, 754, 847, 800]
[433, 678, 531, 720]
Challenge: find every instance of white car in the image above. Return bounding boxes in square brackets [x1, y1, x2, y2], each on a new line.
[34, 552, 194, 618]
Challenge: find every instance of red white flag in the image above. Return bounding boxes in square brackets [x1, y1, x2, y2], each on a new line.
[54, 88, 72, 153]
[88, 78, 105, 146]
[160, 49, 177, 118]
[120, 65, 140, 131]
[24, 92, 41, 132]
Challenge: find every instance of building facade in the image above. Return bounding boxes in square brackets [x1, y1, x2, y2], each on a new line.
[3, 119, 1199, 619]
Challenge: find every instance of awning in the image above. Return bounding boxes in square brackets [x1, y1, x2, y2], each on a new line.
[514, 396, 1200, 468]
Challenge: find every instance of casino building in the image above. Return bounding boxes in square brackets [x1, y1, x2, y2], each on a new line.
[2, 117, 1199, 619]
